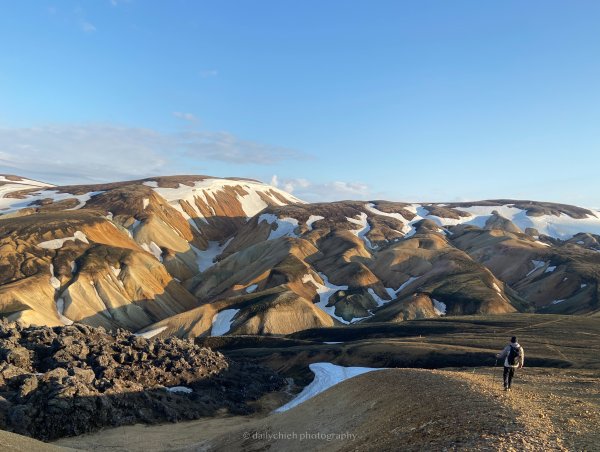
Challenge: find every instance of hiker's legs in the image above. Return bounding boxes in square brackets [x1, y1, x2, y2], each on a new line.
[507, 367, 515, 388]
[503, 366, 510, 389]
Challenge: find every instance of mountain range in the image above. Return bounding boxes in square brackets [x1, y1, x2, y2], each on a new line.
[1, 173, 599, 339]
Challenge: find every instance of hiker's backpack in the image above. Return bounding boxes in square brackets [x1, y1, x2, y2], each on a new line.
[507, 345, 521, 366]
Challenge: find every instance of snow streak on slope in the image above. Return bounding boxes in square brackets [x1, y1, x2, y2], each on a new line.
[274, 362, 384, 413]
[394, 276, 421, 295]
[211, 309, 239, 336]
[135, 326, 168, 339]
[347, 212, 373, 249]
[367, 288, 391, 307]
[303, 273, 350, 324]
[55, 298, 73, 325]
[526, 260, 547, 276]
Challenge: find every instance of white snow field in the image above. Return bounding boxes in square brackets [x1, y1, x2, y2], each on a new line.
[362, 202, 600, 241]
[191, 239, 233, 272]
[0, 175, 54, 211]
[211, 309, 240, 336]
[274, 362, 384, 413]
[149, 178, 304, 225]
[0, 184, 103, 214]
[259, 213, 299, 240]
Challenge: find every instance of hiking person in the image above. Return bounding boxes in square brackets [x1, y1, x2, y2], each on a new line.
[496, 336, 525, 391]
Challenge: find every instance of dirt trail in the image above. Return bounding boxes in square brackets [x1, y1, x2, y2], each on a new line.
[467, 367, 600, 451]
[53, 366, 600, 451]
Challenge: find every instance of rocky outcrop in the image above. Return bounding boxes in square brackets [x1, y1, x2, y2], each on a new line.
[0, 320, 285, 440]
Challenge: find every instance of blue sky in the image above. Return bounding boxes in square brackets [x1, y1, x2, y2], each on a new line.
[1, 1, 599, 205]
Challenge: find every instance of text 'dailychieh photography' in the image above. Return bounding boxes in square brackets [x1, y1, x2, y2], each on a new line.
[0, 1, 599, 451]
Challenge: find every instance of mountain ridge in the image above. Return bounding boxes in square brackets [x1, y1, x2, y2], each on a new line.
[1, 174, 599, 338]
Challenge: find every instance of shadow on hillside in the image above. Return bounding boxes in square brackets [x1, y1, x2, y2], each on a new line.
[198, 314, 600, 383]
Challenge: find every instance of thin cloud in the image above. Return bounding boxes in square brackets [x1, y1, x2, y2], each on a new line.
[80, 21, 97, 33]
[180, 131, 305, 164]
[173, 112, 198, 122]
[271, 175, 370, 202]
[199, 69, 218, 78]
[0, 124, 309, 185]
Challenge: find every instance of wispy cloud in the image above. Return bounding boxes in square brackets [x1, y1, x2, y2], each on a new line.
[180, 131, 305, 164]
[80, 21, 97, 33]
[172, 112, 199, 122]
[199, 69, 218, 78]
[0, 124, 309, 185]
[271, 175, 371, 202]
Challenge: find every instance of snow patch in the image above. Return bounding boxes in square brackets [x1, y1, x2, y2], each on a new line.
[166, 386, 193, 394]
[274, 362, 384, 413]
[49, 264, 61, 290]
[551, 299, 565, 305]
[245, 284, 258, 293]
[191, 239, 232, 272]
[432, 299, 447, 316]
[259, 214, 299, 240]
[306, 215, 325, 231]
[135, 326, 168, 339]
[37, 231, 89, 250]
[110, 266, 121, 277]
[545, 266, 557, 273]
[141, 242, 163, 262]
[211, 309, 239, 336]
[142, 198, 150, 210]
[526, 260, 547, 277]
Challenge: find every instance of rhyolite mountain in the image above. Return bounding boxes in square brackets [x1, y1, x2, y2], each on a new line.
[1, 174, 599, 338]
